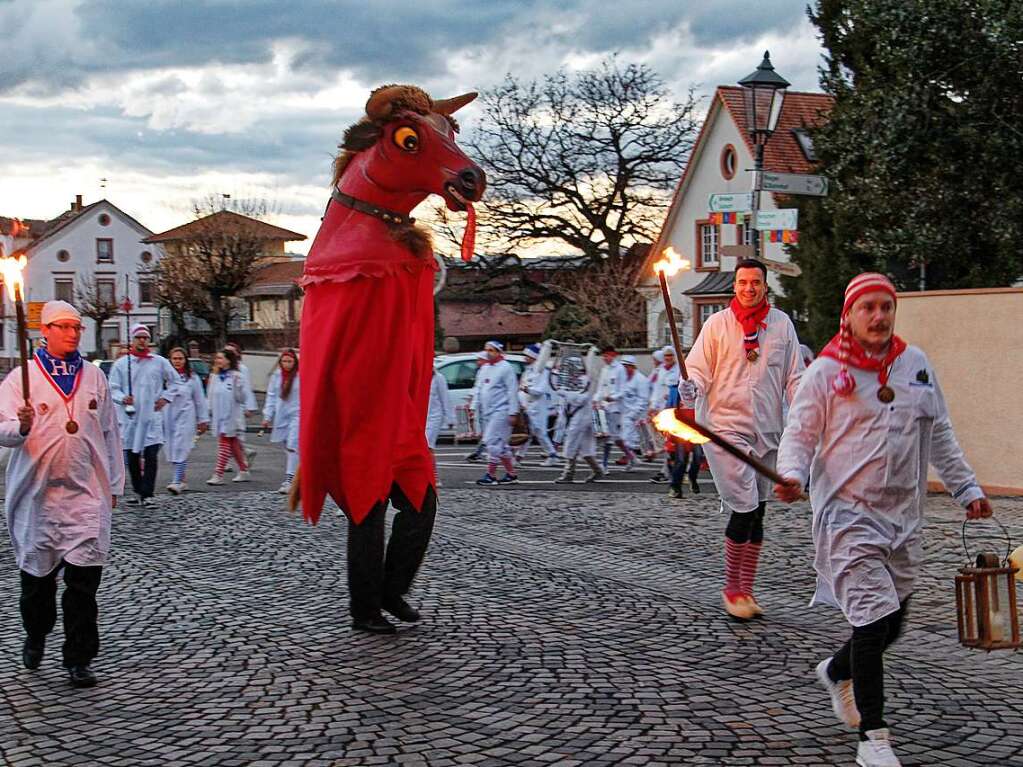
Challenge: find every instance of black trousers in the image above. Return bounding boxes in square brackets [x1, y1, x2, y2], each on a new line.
[347, 484, 437, 621]
[20, 561, 103, 667]
[828, 599, 909, 734]
[126, 444, 161, 498]
[669, 445, 702, 490]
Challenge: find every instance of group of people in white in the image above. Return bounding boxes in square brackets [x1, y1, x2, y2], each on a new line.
[425, 339, 702, 493]
[424, 260, 993, 767]
[105, 324, 301, 502]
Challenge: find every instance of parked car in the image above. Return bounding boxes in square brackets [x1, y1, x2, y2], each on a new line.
[434, 352, 528, 439]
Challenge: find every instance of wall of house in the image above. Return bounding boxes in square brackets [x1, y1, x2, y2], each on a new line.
[643, 99, 793, 348]
[895, 288, 1023, 495]
[10, 202, 160, 358]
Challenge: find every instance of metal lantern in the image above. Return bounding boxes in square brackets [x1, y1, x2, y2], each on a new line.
[738, 51, 789, 140]
[955, 519, 1021, 651]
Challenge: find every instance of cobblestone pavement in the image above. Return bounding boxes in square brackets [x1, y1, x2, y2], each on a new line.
[1, 488, 1020, 767]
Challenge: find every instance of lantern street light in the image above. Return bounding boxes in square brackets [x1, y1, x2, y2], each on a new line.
[738, 51, 789, 261]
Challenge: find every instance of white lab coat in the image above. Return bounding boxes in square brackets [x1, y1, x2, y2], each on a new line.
[477, 359, 520, 419]
[559, 382, 596, 459]
[595, 360, 626, 414]
[685, 307, 804, 513]
[425, 370, 455, 448]
[0, 359, 124, 576]
[163, 372, 209, 464]
[519, 365, 554, 420]
[109, 353, 183, 453]
[621, 371, 650, 447]
[649, 363, 680, 411]
[262, 370, 300, 450]
[777, 348, 983, 627]
[208, 371, 247, 437]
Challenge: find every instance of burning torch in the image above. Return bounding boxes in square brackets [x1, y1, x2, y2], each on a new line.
[0, 252, 31, 406]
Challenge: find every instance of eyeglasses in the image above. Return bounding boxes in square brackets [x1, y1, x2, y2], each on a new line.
[47, 323, 83, 333]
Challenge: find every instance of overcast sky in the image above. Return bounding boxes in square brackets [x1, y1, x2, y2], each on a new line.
[0, 0, 826, 254]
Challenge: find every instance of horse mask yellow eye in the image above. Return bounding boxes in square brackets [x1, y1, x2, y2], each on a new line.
[393, 126, 419, 152]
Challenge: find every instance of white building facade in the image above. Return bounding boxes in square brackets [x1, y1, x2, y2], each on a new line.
[6, 197, 161, 358]
[637, 87, 832, 348]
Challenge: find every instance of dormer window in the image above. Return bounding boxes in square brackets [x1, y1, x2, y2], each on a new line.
[792, 128, 817, 162]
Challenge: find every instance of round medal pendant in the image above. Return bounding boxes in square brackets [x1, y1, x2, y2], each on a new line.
[65, 420, 79, 434]
[877, 386, 895, 404]
[746, 349, 759, 362]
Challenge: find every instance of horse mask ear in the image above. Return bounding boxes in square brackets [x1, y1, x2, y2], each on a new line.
[433, 92, 478, 115]
[365, 84, 433, 122]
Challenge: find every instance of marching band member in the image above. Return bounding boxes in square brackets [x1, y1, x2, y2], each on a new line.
[474, 341, 520, 486]
[553, 374, 603, 484]
[108, 324, 183, 507]
[164, 347, 209, 495]
[425, 362, 455, 484]
[261, 349, 301, 494]
[594, 345, 637, 471]
[774, 273, 990, 767]
[1, 301, 123, 687]
[519, 344, 559, 466]
[642, 348, 665, 461]
[206, 348, 251, 485]
[647, 347, 679, 484]
[225, 341, 258, 468]
[680, 259, 804, 620]
[464, 351, 489, 462]
[619, 356, 649, 461]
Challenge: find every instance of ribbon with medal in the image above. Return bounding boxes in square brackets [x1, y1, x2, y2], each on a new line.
[34, 353, 83, 434]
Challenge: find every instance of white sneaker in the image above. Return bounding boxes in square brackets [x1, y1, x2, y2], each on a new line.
[277, 480, 291, 494]
[815, 658, 861, 728]
[541, 456, 560, 467]
[856, 729, 901, 767]
[232, 470, 251, 482]
[166, 482, 183, 495]
[206, 475, 225, 485]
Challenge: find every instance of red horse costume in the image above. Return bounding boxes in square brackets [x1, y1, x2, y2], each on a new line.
[295, 84, 484, 633]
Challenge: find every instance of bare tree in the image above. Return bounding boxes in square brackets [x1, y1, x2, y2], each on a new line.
[75, 274, 119, 354]
[449, 55, 699, 264]
[152, 196, 278, 348]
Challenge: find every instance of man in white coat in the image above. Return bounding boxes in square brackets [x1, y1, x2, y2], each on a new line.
[464, 352, 489, 462]
[426, 362, 455, 483]
[619, 356, 649, 460]
[594, 346, 637, 471]
[680, 259, 804, 619]
[108, 324, 183, 506]
[519, 344, 559, 466]
[474, 340, 520, 485]
[647, 347, 679, 483]
[774, 273, 991, 767]
[1, 301, 123, 688]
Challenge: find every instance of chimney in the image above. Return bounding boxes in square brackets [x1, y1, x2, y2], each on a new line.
[75, 194, 83, 212]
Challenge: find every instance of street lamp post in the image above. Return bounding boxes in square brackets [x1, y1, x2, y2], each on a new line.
[738, 51, 790, 261]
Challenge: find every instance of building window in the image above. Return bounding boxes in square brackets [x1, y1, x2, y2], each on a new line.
[97, 279, 116, 306]
[696, 302, 728, 335]
[54, 278, 74, 303]
[138, 280, 154, 305]
[100, 324, 120, 355]
[720, 144, 737, 180]
[792, 128, 817, 162]
[736, 221, 756, 248]
[96, 238, 114, 263]
[659, 309, 685, 347]
[57, 249, 70, 263]
[140, 250, 153, 264]
[696, 220, 719, 268]
[98, 213, 111, 226]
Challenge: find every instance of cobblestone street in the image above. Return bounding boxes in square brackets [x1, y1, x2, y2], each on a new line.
[1, 487, 1021, 767]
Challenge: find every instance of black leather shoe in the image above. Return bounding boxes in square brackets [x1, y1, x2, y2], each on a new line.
[351, 615, 397, 634]
[68, 664, 97, 688]
[382, 597, 421, 623]
[22, 638, 44, 670]
[691, 481, 701, 494]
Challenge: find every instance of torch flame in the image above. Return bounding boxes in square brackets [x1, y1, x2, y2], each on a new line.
[653, 246, 691, 278]
[0, 255, 27, 302]
[652, 408, 709, 444]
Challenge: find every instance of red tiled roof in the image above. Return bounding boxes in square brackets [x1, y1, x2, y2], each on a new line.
[717, 86, 833, 175]
[238, 259, 305, 297]
[144, 210, 306, 244]
[440, 302, 551, 338]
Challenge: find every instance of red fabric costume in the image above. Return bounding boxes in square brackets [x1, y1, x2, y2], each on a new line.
[297, 86, 483, 525]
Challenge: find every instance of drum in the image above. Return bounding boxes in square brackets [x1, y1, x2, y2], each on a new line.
[509, 411, 531, 446]
[592, 407, 610, 439]
[455, 405, 479, 442]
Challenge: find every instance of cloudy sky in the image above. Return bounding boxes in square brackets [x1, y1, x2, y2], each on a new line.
[0, 0, 826, 254]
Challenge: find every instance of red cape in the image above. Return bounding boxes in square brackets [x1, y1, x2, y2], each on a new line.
[298, 195, 437, 526]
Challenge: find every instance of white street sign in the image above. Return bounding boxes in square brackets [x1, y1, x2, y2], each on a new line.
[761, 171, 829, 196]
[755, 209, 799, 231]
[708, 192, 753, 213]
